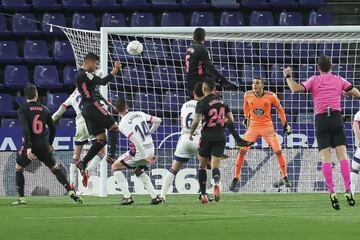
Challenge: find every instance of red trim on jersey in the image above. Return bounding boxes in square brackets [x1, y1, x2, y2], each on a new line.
[61, 103, 68, 108]
[82, 82, 90, 99]
[127, 132, 134, 139]
[354, 120, 360, 123]
[197, 61, 203, 75]
[94, 102, 109, 116]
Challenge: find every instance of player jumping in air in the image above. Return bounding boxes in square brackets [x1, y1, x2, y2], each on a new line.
[285, 55, 360, 210]
[351, 110, 360, 197]
[111, 97, 163, 205]
[13, 84, 83, 205]
[229, 78, 292, 191]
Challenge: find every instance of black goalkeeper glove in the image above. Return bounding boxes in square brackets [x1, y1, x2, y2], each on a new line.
[283, 122, 292, 135]
[243, 118, 250, 129]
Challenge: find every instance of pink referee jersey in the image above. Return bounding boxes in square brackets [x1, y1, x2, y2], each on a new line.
[301, 73, 352, 115]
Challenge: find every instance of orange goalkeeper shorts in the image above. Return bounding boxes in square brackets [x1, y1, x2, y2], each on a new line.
[243, 125, 281, 152]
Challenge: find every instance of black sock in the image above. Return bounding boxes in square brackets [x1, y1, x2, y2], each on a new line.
[16, 171, 25, 197]
[53, 169, 71, 192]
[198, 169, 207, 195]
[108, 131, 119, 159]
[212, 168, 221, 184]
[83, 140, 107, 166]
[226, 123, 241, 143]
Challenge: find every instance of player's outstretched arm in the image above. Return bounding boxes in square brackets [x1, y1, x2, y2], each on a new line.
[52, 105, 67, 125]
[85, 61, 122, 86]
[273, 94, 292, 135]
[146, 115, 162, 134]
[46, 109, 57, 146]
[346, 87, 360, 98]
[284, 67, 305, 93]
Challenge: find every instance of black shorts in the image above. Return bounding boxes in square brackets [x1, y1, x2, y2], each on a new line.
[315, 111, 346, 151]
[17, 141, 56, 168]
[82, 102, 116, 136]
[198, 137, 226, 158]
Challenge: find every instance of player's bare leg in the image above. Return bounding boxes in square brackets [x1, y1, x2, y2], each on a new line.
[198, 155, 209, 204]
[112, 161, 133, 205]
[160, 160, 183, 201]
[211, 156, 222, 202]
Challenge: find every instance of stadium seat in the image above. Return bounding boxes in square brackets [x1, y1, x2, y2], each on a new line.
[161, 12, 185, 26]
[309, 11, 333, 26]
[181, 0, 210, 9]
[222, 91, 244, 114]
[212, 0, 239, 9]
[241, 0, 269, 9]
[317, 43, 341, 58]
[242, 64, 267, 85]
[63, 65, 77, 86]
[342, 98, 360, 114]
[162, 91, 186, 113]
[131, 12, 155, 27]
[24, 40, 52, 63]
[34, 65, 62, 89]
[12, 13, 40, 36]
[143, 38, 170, 60]
[205, 40, 228, 61]
[299, 64, 317, 80]
[229, 42, 257, 61]
[15, 96, 26, 107]
[296, 113, 314, 123]
[102, 13, 126, 27]
[291, 43, 316, 59]
[123, 65, 150, 87]
[62, 0, 91, 10]
[191, 12, 215, 26]
[152, 0, 180, 9]
[0, 41, 23, 63]
[332, 64, 354, 80]
[123, 0, 150, 9]
[152, 65, 178, 89]
[91, 0, 120, 10]
[42, 13, 66, 36]
[4, 65, 30, 88]
[72, 13, 97, 30]
[46, 92, 68, 113]
[259, 42, 286, 60]
[1, 119, 20, 128]
[250, 11, 274, 26]
[213, 64, 238, 85]
[170, 39, 191, 60]
[0, 94, 16, 116]
[299, 0, 325, 8]
[32, 0, 61, 10]
[53, 40, 75, 63]
[133, 92, 159, 113]
[270, 64, 286, 85]
[270, 0, 297, 8]
[2, 0, 30, 11]
[220, 12, 244, 26]
[59, 118, 75, 128]
[279, 12, 303, 26]
[282, 91, 303, 114]
[0, 13, 11, 36]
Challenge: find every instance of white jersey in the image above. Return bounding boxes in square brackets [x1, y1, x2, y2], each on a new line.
[180, 100, 202, 135]
[63, 89, 83, 116]
[354, 110, 360, 147]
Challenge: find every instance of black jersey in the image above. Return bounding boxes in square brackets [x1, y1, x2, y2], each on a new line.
[75, 68, 114, 107]
[18, 101, 56, 148]
[196, 94, 230, 140]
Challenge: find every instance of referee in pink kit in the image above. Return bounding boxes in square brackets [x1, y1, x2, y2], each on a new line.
[284, 55, 360, 210]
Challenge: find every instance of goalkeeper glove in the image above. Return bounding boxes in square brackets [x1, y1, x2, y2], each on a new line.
[243, 118, 250, 129]
[283, 122, 292, 135]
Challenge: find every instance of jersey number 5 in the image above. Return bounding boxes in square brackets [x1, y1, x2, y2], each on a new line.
[135, 121, 150, 141]
[207, 107, 225, 127]
[32, 114, 43, 134]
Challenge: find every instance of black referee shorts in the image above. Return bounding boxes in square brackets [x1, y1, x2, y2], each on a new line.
[315, 111, 346, 151]
[17, 141, 56, 168]
[82, 102, 116, 136]
[198, 137, 226, 158]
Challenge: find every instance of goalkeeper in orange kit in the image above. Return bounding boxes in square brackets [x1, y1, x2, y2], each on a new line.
[229, 78, 292, 191]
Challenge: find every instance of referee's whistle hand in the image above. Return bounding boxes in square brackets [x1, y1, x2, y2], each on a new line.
[283, 67, 292, 78]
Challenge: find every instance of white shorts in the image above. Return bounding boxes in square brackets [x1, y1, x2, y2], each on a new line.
[120, 147, 155, 169]
[355, 147, 360, 159]
[174, 134, 200, 162]
[74, 115, 92, 145]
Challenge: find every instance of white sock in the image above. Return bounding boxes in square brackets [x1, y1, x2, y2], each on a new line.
[137, 172, 157, 199]
[69, 163, 77, 186]
[161, 170, 175, 199]
[206, 169, 212, 189]
[351, 160, 360, 195]
[86, 154, 103, 172]
[114, 171, 131, 198]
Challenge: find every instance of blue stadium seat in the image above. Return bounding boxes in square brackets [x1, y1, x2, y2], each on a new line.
[63, 65, 77, 86]
[181, 0, 210, 9]
[205, 40, 227, 61]
[32, 0, 61, 10]
[46, 92, 68, 113]
[241, 0, 269, 9]
[15, 96, 26, 108]
[133, 92, 159, 113]
[123, 65, 150, 87]
[72, 13, 97, 30]
[282, 91, 304, 114]
[152, 65, 178, 89]
[250, 11, 274, 26]
[2, 0, 30, 10]
[229, 42, 257, 61]
[259, 42, 286, 60]
[59, 118, 75, 128]
[170, 39, 191, 60]
[62, 0, 91, 10]
[0, 13, 11, 36]
[213, 64, 238, 85]
[24, 40, 52, 63]
[0, 94, 16, 116]
[279, 12, 303, 26]
[152, 0, 180, 9]
[291, 43, 316, 59]
[1, 118, 20, 128]
[0, 41, 23, 63]
[143, 38, 170, 60]
[191, 12, 215, 26]
[12, 13, 40, 36]
[34, 65, 62, 89]
[220, 12, 244, 26]
[42, 13, 66, 36]
[222, 91, 244, 114]
[332, 64, 354, 80]
[242, 64, 267, 85]
[131, 12, 155, 27]
[53, 40, 75, 63]
[4, 65, 30, 88]
[342, 98, 360, 114]
[309, 11, 333, 26]
[162, 91, 186, 113]
[211, 0, 239, 9]
[270, 64, 286, 85]
[91, 0, 120, 10]
[317, 43, 341, 58]
[299, 0, 325, 8]
[123, 0, 150, 9]
[270, 0, 297, 8]
[102, 13, 126, 27]
[299, 64, 317, 80]
[161, 12, 185, 26]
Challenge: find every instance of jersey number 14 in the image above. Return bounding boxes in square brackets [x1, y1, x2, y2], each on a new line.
[135, 121, 150, 141]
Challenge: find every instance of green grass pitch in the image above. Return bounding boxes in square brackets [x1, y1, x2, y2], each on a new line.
[1, 193, 359, 240]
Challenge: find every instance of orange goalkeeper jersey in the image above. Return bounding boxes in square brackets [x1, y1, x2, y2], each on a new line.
[244, 90, 286, 127]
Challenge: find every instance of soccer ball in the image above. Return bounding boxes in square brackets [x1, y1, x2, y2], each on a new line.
[126, 40, 143, 56]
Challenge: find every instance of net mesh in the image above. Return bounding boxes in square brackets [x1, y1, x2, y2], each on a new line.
[60, 26, 360, 194]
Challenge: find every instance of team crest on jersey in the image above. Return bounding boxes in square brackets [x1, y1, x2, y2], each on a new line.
[253, 109, 265, 116]
[86, 72, 94, 80]
[264, 102, 269, 107]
